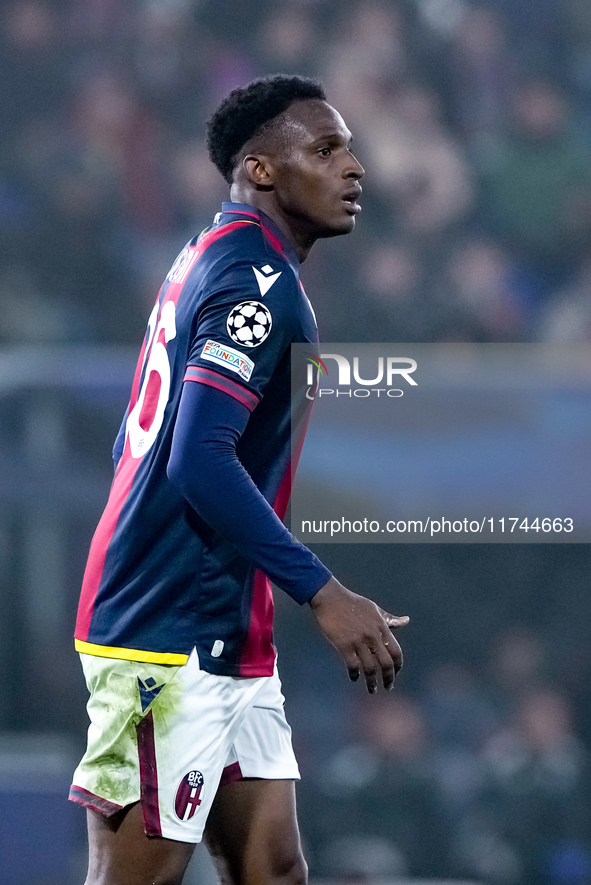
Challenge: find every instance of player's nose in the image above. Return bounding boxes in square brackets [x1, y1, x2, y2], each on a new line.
[343, 152, 364, 180]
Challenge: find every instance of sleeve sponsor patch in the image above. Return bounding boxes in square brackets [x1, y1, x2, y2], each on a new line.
[200, 339, 254, 381]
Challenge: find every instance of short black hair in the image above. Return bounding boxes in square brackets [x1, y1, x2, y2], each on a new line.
[206, 74, 326, 184]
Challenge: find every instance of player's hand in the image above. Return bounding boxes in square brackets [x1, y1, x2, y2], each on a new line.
[308, 576, 409, 693]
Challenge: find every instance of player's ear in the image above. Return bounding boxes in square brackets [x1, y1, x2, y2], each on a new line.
[243, 154, 275, 189]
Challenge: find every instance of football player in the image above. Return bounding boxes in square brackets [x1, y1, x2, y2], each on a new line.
[70, 75, 409, 885]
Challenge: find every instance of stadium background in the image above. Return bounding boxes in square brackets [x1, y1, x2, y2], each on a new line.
[1, 0, 591, 882]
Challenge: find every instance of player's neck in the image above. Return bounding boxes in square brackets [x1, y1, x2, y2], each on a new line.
[228, 187, 314, 263]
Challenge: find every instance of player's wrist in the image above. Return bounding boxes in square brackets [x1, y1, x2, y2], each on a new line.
[308, 575, 348, 609]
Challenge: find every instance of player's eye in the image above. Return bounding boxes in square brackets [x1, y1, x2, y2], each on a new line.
[318, 146, 332, 157]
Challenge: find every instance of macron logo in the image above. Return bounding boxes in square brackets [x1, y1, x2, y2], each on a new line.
[253, 264, 281, 296]
[137, 676, 166, 713]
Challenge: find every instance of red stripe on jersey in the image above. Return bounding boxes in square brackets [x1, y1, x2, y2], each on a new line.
[184, 367, 259, 411]
[238, 404, 313, 675]
[198, 220, 260, 251]
[130, 337, 148, 414]
[127, 301, 156, 415]
[223, 210, 260, 221]
[76, 273, 189, 639]
[137, 711, 162, 837]
[217, 212, 286, 259]
[76, 227, 255, 639]
[185, 376, 256, 411]
[239, 568, 275, 677]
[131, 246, 192, 427]
[218, 210, 286, 256]
[76, 294, 170, 637]
[260, 221, 285, 256]
[124, 266, 186, 427]
[75, 441, 142, 640]
[138, 368, 162, 431]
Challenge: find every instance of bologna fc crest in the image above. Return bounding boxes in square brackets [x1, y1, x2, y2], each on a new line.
[175, 770, 204, 821]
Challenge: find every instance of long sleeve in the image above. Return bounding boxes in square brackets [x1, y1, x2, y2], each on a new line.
[167, 379, 331, 604]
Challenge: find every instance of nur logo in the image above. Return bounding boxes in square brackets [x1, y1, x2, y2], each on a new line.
[305, 353, 328, 383]
[305, 352, 418, 400]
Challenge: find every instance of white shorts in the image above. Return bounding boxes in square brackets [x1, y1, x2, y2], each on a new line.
[69, 649, 299, 842]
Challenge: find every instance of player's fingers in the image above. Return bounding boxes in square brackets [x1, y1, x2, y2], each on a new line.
[380, 611, 410, 629]
[343, 650, 361, 682]
[355, 645, 379, 694]
[372, 643, 396, 691]
[381, 629, 404, 675]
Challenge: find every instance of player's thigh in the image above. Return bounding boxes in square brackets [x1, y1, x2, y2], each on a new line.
[204, 778, 307, 885]
[85, 802, 194, 885]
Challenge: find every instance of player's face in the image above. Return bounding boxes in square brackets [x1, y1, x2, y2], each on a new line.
[272, 100, 364, 242]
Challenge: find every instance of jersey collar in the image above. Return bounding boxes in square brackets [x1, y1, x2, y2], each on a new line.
[220, 202, 300, 270]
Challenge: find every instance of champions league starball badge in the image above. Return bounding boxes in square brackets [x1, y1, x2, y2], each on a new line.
[227, 301, 272, 347]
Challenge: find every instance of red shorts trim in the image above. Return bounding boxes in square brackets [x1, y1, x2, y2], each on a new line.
[137, 710, 162, 837]
[219, 761, 243, 789]
[68, 784, 123, 817]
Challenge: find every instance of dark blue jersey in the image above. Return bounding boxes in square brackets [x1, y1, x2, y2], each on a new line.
[75, 203, 330, 677]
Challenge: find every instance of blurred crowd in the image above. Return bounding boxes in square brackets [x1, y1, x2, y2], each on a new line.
[3, 0, 591, 345]
[3, 1, 591, 883]
[271, 540, 591, 885]
[292, 628, 591, 884]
